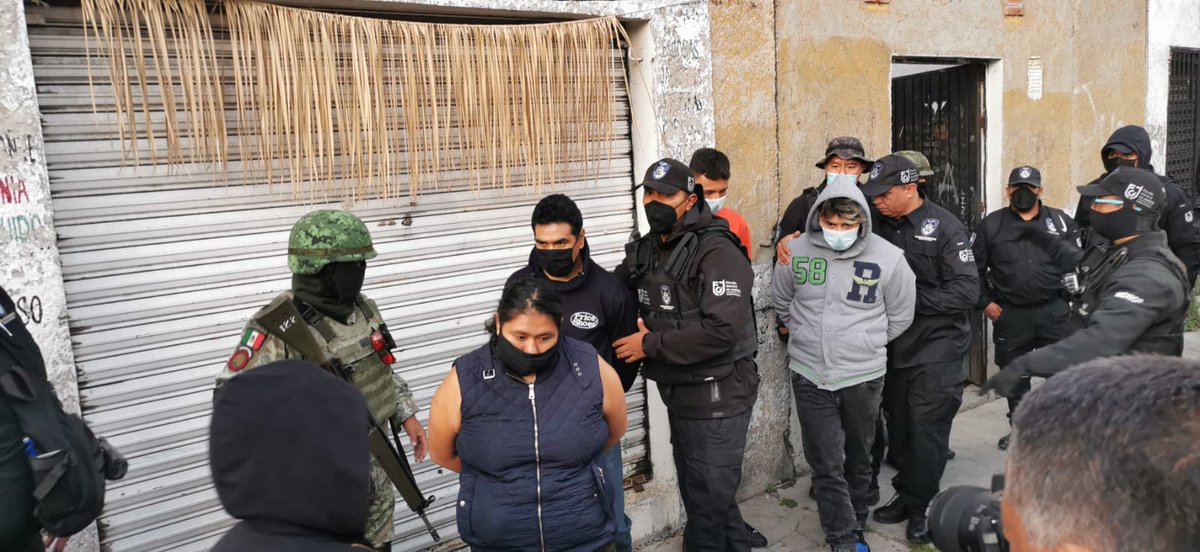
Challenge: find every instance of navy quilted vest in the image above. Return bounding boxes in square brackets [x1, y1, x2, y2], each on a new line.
[454, 337, 613, 551]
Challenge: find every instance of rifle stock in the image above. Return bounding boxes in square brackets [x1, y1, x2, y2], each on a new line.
[256, 299, 440, 541]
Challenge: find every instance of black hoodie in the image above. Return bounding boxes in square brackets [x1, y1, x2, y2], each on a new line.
[210, 360, 372, 552]
[1075, 125, 1200, 285]
[506, 243, 642, 391]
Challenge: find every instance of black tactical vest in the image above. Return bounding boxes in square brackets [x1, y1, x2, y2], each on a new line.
[625, 227, 757, 385]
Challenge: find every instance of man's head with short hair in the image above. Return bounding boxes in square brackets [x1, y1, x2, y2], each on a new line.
[690, 148, 732, 202]
[1002, 355, 1200, 552]
[817, 198, 865, 229]
[531, 193, 583, 237]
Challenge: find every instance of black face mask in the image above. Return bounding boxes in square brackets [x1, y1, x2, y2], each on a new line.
[533, 247, 578, 278]
[1090, 203, 1145, 242]
[328, 261, 367, 304]
[645, 200, 682, 235]
[1010, 186, 1038, 212]
[292, 261, 366, 321]
[492, 331, 560, 376]
[1103, 157, 1137, 173]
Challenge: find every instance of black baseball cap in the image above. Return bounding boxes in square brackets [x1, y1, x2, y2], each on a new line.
[1007, 165, 1042, 188]
[637, 158, 697, 195]
[860, 154, 922, 197]
[815, 136, 874, 169]
[1076, 167, 1166, 214]
[1104, 143, 1137, 155]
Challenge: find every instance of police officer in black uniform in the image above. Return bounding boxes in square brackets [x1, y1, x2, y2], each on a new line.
[1075, 125, 1200, 286]
[860, 155, 979, 545]
[972, 166, 1080, 450]
[614, 158, 759, 552]
[985, 167, 1189, 396]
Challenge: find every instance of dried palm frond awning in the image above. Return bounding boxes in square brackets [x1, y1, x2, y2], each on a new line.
[81, 0, 630, 202]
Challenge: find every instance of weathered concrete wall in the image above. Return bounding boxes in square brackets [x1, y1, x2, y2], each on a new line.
[1147, 0, 1200, 170]
[775, 1, 1147, 217]
[0, 2, 96, 550]
[708, 0, 798, 497]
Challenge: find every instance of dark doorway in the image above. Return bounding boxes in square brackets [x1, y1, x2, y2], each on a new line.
[890, 60, 989, 385]
[1167, 47, 1200, 204]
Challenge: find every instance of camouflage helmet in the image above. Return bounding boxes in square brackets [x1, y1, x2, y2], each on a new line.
[894, 150, 934, 177]
[287, 210, 378, 275]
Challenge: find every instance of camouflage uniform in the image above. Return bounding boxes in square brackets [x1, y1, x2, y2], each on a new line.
[215, 210, 418, 549]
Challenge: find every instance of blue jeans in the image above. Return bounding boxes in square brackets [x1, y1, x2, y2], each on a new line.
[600, 443, 632, 552]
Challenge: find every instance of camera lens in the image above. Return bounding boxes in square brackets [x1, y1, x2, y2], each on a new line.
[928, 485, 1001, 552]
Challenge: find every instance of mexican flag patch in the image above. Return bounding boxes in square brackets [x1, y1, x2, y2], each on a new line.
[242, 329, 266, 351]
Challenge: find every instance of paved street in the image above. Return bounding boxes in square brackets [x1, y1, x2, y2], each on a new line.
[641, 394, 1011, 552]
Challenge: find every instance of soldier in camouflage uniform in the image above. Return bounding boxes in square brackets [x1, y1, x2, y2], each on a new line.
[216, 210, 425, 552]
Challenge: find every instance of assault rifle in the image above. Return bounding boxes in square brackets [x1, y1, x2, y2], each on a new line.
[255, 299, 440, 541]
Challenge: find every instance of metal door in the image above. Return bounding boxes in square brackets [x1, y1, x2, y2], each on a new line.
[1167, 47, 1200, 203]
[891, 62, 988, 384]
[26, 4, 645, 551]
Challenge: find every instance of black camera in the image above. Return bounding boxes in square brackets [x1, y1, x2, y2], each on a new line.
[927, 475, 1009, 552]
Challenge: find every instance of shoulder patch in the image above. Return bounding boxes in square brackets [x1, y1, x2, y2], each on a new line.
[1186, 210, 1195, 223]
[712, 279, 742, 297]
[1114, 291, 1145, 304]
[227, 328, 267, 372]
[958, 249, 975, 263]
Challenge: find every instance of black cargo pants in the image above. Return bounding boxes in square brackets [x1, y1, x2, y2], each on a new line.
[992, 298, 1075, 418]
[882, 360, 963, 512]
[670, 408, 753, 552]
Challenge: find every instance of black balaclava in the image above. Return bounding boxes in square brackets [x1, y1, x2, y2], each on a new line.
[1102, 157, 1137, 173]
[1091, 203, 1153, 243]
[1010, 186, 1038, 212]
[293, 261, 366, 321]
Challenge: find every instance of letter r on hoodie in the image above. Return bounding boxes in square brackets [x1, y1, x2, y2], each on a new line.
[847, 261, 882, 304]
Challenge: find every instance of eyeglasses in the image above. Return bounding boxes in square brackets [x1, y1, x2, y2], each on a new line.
[1092, 198, 1124, 206]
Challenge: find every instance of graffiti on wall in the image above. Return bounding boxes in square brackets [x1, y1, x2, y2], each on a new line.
[1, 174, 42, 243]
[0, 131, 39, 164]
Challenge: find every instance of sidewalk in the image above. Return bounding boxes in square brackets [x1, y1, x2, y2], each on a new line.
[641, 393, 1010, 552]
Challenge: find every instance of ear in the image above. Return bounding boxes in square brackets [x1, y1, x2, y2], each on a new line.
[686, 193, 699, 210]
[493, 313, 501, 335]
[577, 228, 587, 249]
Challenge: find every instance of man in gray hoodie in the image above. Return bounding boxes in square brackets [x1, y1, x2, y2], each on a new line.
[771, 179, 916, 552]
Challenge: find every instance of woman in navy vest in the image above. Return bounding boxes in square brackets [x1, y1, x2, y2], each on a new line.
[429, 279, 627, 551]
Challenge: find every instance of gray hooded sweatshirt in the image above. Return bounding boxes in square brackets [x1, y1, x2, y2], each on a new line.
[771, 178, 916, 391]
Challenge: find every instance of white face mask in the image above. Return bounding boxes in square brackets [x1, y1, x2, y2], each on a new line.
[705, 196, 727, 214]
[822, 227, 859, 251]
[825, 172, 858, 187]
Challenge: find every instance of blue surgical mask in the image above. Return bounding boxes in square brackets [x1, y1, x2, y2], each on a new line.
[826, 172, 858, 187]
[822, 227, 859, 251]
[705, 196, 727, 214]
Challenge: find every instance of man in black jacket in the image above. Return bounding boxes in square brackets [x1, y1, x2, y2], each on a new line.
[211, 359, 375, 552]
[506, 193, 640, 551]
[972, 166, 1080, 450]
[985, 167, 1189, 397]
[614, 158, 758, 552]
[1075, 125, 1200, 286]
[0, 285, 95, 552]
[861, 155, 979, 545]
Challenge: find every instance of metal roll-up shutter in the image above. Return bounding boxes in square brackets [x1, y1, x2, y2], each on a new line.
[26, 5, 646, 551]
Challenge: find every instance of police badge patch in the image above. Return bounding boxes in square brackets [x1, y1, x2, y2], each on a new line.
[652, 161, 670, 180]
[660, 284, 673, 306]
[1019, 167, 1032, 179]
[921, 218, 940, 236]
[1046, 218, 1056, 232]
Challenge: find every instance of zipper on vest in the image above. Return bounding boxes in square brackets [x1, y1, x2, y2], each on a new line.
[528, 381, 546, 551]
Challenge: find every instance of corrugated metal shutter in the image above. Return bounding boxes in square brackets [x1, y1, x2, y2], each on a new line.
[26, 5, 646, 551]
